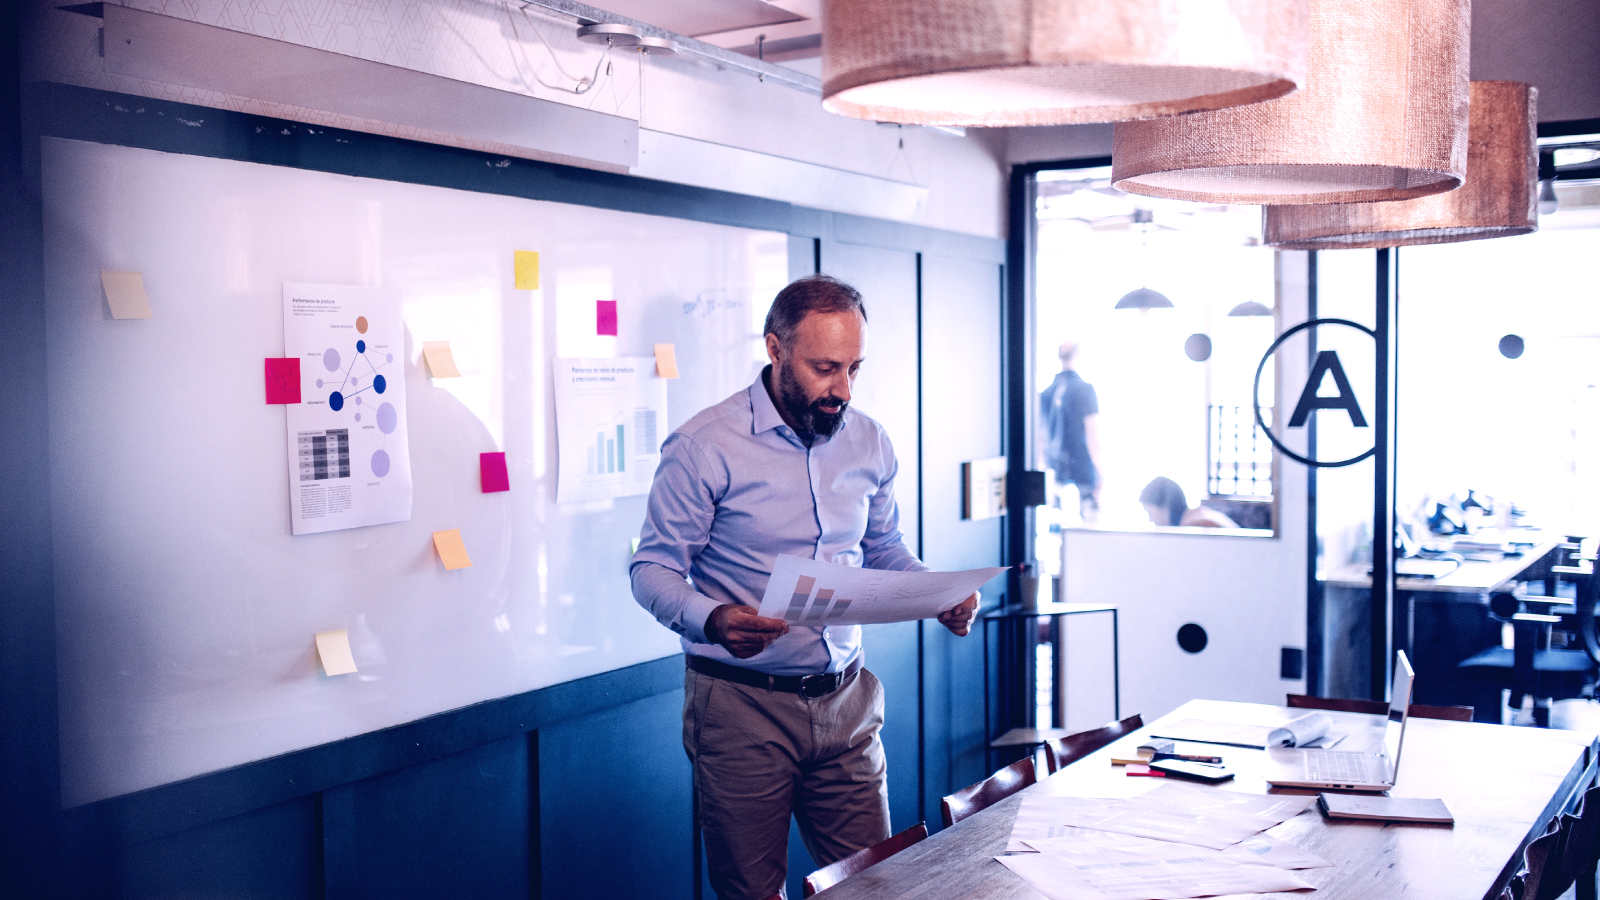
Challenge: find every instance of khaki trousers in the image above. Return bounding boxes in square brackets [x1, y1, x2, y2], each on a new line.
[683, 665, 891, 900]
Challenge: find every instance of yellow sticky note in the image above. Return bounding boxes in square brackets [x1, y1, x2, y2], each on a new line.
[314, 629, 358, 676]
[433, 528, 473, 570]
[514, 251, 541, 290]
[654, 343, 679, 379]
[422, 341, 461, 378]
[631, 537, 641, 554]
[101, 270, 152, 319]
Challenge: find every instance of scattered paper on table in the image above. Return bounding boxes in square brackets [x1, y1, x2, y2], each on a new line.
[1150, 718, 1278, 749]
[996, 840, 1314, 900]
[422, 341, 461, 378]
[314, 629, 358, 676]
[283, 284, 412, 535]
[514, 250, 540, 290]
[1007, 795, 1126, 851]
[654, 343, 679, 379]
[433, 528, 472, 570]
[480, 451, 510, 493]
[264, 357, 302, 404]
[1026, 831, 1333, 870]
[552, 357, 667, 503]
[756, 555, 1004, 627]
[596, 300, 618, 336]
[101, 270, 152, 319]
[1009, 784, 1315, 850]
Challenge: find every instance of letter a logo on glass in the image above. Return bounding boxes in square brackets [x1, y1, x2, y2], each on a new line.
[1253, 318, 1377, 468]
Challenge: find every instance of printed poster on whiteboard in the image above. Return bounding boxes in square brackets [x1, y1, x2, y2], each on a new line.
[553, 357, 668, 503]
[282, 283, 413, 534]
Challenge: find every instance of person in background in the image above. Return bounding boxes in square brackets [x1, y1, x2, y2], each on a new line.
[1139, 476, 1239, 528]
[1039, 341, 1101, 516]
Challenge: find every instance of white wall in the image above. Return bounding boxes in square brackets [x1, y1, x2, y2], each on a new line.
[23, 0, 1005, 237]
[1061, 253, 1311, 723]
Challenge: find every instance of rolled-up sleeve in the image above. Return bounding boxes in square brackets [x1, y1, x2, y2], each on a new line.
[630, 432, 726, 645]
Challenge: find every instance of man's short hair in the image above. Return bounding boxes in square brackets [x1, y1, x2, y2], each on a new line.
[764, 274, 867, 347]
[1058, 341, 1080, 362]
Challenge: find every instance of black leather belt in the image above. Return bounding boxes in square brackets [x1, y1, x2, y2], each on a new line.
[688, 655, 863, 698]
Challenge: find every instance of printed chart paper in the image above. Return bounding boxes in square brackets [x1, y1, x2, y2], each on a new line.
[1008, 785, 1316, 850]
[756, 555, 1005, 626]
[1149, 718, 1278, 749]
[552, 357, 668, 503]
[283, 284, 412, 535]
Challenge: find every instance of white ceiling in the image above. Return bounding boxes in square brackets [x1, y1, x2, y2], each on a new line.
[595, 0, 818, 42]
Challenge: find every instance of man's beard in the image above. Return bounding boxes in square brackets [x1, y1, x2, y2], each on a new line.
[776, 362, 848, 437]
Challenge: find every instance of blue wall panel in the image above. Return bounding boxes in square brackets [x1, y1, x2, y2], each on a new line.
[119, 796, 318, 900]
[327, 736, 530, 900]
[540, 689, 693, 900]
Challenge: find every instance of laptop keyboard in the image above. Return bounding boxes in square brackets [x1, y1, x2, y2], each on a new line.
[1304, 751, 1370, 783]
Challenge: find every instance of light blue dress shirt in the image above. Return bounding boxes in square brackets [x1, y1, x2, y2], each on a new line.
[630, 366, 926, 676]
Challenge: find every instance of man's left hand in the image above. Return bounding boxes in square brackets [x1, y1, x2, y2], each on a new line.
[939, 592, 980, 636]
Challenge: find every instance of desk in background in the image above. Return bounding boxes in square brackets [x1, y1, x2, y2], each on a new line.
[814, 699, 1597, 900]
[1322, 536, 1563, 705]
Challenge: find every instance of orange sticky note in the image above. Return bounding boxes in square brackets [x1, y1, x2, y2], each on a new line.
[314, 629, 358, 676]
[101, 270, 152, 319]
[654, 343, 679, 379]
[514, 251, 540, 290]
[422, 341, 461, 378]
[432, 528, 472, 570]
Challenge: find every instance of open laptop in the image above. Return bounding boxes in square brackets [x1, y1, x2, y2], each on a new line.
[1264, 650, 1415, 792]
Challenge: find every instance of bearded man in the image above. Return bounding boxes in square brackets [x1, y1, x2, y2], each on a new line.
[631, 274, 978, 900]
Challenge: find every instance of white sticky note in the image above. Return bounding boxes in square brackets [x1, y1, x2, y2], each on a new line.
[101, 270, 152, 319]
[422, 341, 461, 378]
[654, 343, 679, 379]
[314, 629, 358, 676]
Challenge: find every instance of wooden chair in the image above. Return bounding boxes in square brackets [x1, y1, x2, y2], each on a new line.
[1040, 714, 1145, 775]
[802, 822, 929, 897]
[1514, 820, 1566, 900]
[940, 756, 1036, 828]
[1286, 693, 1475, 722]
[1540, 783, 1600, 900]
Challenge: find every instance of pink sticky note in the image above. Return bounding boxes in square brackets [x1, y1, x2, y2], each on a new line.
[596, 300, 618, 336]
[480, 451, 510, 493]
[265, 357, 301, 404]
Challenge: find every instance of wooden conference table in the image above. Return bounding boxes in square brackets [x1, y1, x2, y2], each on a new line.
[814, 699, 1597, 900]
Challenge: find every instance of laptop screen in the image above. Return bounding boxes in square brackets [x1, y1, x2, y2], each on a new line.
[1384, 650, 1416, 776]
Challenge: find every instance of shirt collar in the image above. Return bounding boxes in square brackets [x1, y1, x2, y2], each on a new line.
[750, 366, 789, 434]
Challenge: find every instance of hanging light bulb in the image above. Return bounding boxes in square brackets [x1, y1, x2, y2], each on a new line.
[1111, 0, 1470, 205]
[1263, 82, 1537, 249]
[821, 0, 1311, 126]
[1538, 180, 1561, 216]
[1114, 209, 1172, 310]
[1228, 300, 1274, 316]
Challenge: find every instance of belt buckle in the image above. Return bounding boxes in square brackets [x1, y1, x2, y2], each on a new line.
[799, 672, 838, 698]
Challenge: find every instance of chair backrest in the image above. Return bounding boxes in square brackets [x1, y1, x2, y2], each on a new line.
[1286, 694, 1473, 722]
[802, 822, 928, 897]
[1042, 714, 1145, 775]
[940, 756, 1036, 829]
[1541, 783, 1600, 900]
[1520, 820, 1565, 900]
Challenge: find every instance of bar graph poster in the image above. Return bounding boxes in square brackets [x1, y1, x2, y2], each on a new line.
[282, 283, 413, 535]
[552, 357, 668, 503]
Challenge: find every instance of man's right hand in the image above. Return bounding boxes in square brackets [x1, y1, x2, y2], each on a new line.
[706, 604, 789, 658]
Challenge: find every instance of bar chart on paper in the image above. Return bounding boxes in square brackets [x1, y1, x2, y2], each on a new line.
[758, 555, 1006, 626]
[553, 357, 667, 503]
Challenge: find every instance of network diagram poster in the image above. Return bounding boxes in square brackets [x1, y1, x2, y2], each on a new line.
[282, 284, 413, 535]
[552, 358, 668, 504]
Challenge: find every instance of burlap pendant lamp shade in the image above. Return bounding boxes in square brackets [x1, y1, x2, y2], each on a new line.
[820, 0, 1311, 126]
[1263, 82, 1538, 249]
[1111, 0, 1471, 205]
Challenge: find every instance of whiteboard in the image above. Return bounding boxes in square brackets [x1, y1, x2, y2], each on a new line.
[42, 137, 794, 805]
